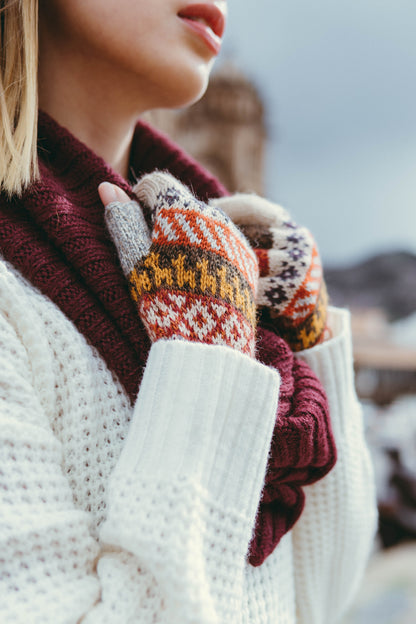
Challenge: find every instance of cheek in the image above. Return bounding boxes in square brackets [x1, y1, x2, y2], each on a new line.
[41, 0, 153, 54]
[40, 0, 215, 110]
[102, 20, 215, 108]
[129, 24, 215, 107]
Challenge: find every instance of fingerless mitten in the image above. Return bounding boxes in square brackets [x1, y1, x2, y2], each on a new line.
[211, 194, 328, 351]
[105, 173, 259, 356]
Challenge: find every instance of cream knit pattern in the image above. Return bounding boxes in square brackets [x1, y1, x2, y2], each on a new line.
[0, 256, 377, 624]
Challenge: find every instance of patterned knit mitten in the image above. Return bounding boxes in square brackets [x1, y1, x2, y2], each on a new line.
[210, 193, 328, 351]
[104, 173, 259, 356]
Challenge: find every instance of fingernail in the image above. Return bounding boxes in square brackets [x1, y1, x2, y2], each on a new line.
[114, 185, 130, 202]
[98, 181, 118, 205]
[98, 182, 130, 206]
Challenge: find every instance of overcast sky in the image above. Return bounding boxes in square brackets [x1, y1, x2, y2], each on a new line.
[221, 0, 416, 265]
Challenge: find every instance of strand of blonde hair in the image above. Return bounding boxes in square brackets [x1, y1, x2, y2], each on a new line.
[0, 0, 38, 196]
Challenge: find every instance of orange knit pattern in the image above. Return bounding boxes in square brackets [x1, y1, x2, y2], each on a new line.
[106, 172, 259, 357]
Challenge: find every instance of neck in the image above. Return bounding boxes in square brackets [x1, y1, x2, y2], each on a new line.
[38, 29, 145, 180]
[38, 93, 136, 180]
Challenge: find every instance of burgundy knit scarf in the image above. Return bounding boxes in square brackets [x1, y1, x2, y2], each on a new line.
[0, 112, 336, 566]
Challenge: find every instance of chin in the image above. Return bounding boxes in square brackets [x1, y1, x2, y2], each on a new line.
[151, 60, 214, 111]
[177, 76, 210, 108]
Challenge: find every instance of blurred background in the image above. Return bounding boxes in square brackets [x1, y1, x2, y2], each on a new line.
[225, 0, 416, 266]
[146, 1, 416, 621]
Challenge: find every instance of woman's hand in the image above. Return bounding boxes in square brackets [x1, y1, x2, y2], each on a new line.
[99, 173, 259, 356]
[210, 194, 328, 351]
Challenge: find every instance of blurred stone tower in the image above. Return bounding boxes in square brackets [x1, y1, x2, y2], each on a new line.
[145, 63, 266, 194]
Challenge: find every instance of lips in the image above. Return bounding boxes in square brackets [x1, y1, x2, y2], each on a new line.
[178, 3, 226, 55]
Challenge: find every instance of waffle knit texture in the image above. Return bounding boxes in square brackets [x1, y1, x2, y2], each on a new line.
[212, 194, 328, 351]
[105, 172, 258, 356]
[0, 262, 377, 623]
[0, 115, 377, 621]
[0, 112, 337, 566]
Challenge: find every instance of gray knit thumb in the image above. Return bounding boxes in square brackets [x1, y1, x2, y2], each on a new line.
[104, 200, 151, 277]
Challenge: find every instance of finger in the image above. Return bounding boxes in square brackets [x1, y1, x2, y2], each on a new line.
[102, 185, 152, 278]
[98, 181, 130, 206]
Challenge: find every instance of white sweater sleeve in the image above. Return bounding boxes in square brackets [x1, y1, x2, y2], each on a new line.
[95, 340, 280, 623]
[0, 297, 279, 623]
[292, 308, 378, 624]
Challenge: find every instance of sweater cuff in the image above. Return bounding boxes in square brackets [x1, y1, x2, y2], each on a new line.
[296, 307, 359, 437]
[114, 340, 280, 518]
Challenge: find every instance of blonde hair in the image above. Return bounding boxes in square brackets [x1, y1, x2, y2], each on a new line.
[0, 0, 38, 196]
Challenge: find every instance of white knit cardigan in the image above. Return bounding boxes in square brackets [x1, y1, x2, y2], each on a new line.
[0, 256, 377, 623]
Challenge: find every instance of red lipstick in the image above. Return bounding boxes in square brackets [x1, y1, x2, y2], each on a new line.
[178, 3, 226, 55]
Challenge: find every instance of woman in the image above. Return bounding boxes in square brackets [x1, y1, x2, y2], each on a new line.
[0, 1, 377, 622]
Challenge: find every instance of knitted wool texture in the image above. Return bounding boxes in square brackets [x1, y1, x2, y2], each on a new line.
[251, 328, 336, 565]
[105, 172, 258, 356]
[0, 280, 378, 622]
[0, 112, 336, 567]
[211, 194, 328, 351]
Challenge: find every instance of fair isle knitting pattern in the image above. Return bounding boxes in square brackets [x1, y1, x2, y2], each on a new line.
[138, 290, 254, 352]
[211, 194, 327, 352]
[106, 173, 258, 356]
[255, 243, 328, 352]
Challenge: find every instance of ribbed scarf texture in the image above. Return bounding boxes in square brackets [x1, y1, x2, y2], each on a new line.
[0, 112, 336, 566]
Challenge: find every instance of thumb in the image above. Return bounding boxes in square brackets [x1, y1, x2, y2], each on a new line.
[100, 181, 152, 278]
[98, 181, 131, 206]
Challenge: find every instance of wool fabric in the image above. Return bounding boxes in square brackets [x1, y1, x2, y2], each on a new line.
[105, 172, 258, 356]
[250, 328, 336, 565]
[0, 112, 338, 567]
[0, 112, 232, 398]
[0, 263, 378, 623]
[212, 194, 328, 351]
